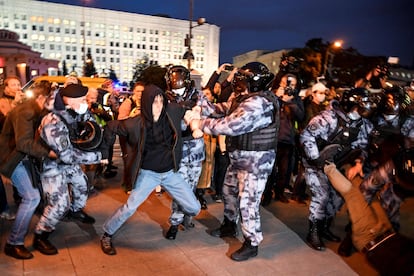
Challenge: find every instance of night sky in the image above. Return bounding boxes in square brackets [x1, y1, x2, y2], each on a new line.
[46, 0, 413, 67]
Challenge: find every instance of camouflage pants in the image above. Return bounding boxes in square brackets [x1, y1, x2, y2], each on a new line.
[169, 138, 204, 226]
[304, 167, 344, 221]
[359, 160, 402, 230]
[223, 150, 275, 246]
[35, 165, 89, 233]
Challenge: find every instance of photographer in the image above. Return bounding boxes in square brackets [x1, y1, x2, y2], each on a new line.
[262, 73, 304, 205]
[356, 64, 388, 90]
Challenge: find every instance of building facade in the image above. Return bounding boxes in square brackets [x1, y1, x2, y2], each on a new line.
[0, 29, 58, 85]
[0, 0, 220, 85]
[233, 49, 291, 76]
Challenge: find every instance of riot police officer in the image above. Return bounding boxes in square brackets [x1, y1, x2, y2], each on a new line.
[300, 87, 376, 251]
[164, 65, 205, 240]
[189, 62, 279, 261]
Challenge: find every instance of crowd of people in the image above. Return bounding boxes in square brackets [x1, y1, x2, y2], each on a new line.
[0, 59, 413, 275]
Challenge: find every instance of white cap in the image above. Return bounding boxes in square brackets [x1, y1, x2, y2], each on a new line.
[312, 82, 328, 93]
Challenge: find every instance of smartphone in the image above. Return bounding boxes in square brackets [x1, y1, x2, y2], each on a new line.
[224, 65, 234, 71]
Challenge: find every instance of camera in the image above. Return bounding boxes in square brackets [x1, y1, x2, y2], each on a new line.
[284, 76, 297, 96]
[284, 86, 295, 96]
[224, 65, 234, 71]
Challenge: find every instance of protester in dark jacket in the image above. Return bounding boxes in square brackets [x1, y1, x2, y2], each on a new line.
[100, 84, 201, 255]
[0, 82, 56, 260]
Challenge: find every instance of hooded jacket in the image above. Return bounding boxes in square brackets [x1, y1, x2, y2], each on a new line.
[103, 84, 186, 186]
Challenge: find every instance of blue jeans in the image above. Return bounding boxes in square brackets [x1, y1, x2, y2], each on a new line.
[8, 160, 40, 245]
[103, 169, 200, 235]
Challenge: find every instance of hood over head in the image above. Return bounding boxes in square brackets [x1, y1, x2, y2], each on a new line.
[141, 84, 167, 127]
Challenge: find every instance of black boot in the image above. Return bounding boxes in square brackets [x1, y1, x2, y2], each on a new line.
[231, 239, 258, 261]
[338, 222, 354, 257]
[33, 231, 58, 255]
[210, 217, 238, 238]
[166, 225, 179, 240]
[306, 220, 325, 251]
[320, 217, 341, 242]
[196, 188, 208, 210]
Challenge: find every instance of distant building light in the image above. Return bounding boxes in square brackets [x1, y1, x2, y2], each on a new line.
[388, 57, 399, 64]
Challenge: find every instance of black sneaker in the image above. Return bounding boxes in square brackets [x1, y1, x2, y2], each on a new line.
[100, 234, 116, 255]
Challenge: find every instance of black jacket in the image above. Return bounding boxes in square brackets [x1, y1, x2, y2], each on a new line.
[0, 99, 50, 178]
[103, 85, 186, 187]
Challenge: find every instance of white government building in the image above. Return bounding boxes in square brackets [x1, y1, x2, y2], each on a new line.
[0, 0, 220, 85]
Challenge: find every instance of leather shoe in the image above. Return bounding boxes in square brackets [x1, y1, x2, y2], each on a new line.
[67, 210, 95, 224]
[166, 225, 178, 240]
[4, 243, 33, 259]
[101, 234, 116, 255]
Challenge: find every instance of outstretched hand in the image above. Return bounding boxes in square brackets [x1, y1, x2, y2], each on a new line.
[346, 161, 364, 180]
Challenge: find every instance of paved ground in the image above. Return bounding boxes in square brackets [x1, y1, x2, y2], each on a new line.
[1, 143, 412, 275]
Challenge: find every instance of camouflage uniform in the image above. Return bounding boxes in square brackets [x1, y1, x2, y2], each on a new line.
[360, 114, 414, 230]
[300, 108, 373, 222]
[167, 87, 205, 227]
[200, 92, 278, 246]
[34, 110, 101, 233]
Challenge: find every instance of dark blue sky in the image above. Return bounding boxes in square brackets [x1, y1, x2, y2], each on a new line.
[47, 0, 413, 67]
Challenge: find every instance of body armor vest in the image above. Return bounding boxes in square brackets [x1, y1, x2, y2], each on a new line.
[227, 91, 280, 152]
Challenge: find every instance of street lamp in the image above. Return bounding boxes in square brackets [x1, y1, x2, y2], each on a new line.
[322, 40, 343, 77]
[184, 0, 205, 70]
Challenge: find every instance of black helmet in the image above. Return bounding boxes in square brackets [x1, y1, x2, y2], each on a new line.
[341, 87, 380, 118]
[165, 65, 191, 94]
[71, 121, 103, 151]
[232, 62, 274, 93]
[380, 86, 405, 116]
